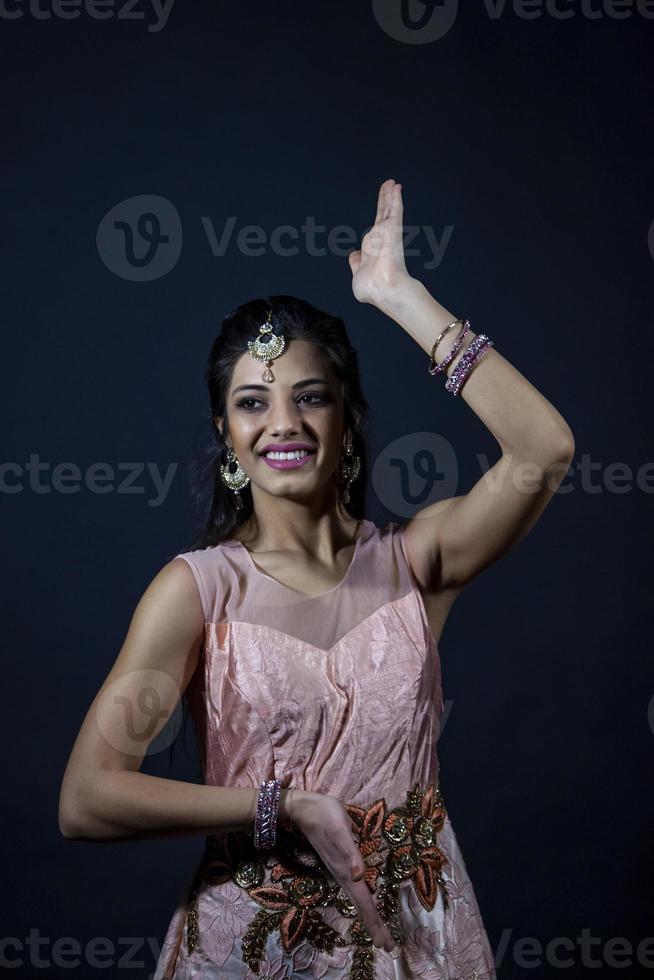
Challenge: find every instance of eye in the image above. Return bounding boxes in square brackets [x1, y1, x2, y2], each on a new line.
[235, 397, 263, 410]
[236, 391, 327, 412]
[298, 392, 327, 405]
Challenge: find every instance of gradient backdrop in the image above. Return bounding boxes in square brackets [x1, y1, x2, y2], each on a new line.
[2, 2, 652, 978]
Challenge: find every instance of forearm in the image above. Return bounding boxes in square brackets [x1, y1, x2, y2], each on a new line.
[376, 278, 574, 459]
[61, 770, 295, 844]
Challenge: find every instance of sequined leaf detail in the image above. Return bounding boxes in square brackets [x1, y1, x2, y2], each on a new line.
[280, 904, 309, 950]
[248, 884, 293, 911]
[184, 780, 449, 976]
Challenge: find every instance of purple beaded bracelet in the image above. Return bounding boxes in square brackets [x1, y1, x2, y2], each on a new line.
[253, 778, 282, 850]
[444, 334, 494, 396]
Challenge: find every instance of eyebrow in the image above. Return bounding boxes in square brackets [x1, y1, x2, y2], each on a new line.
[231, 377, 330, 396]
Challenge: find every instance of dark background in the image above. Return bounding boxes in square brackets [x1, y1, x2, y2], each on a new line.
[2, 1, 652, 977]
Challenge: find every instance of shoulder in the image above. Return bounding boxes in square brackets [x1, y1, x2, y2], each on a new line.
[173, 542, 222, 572]
[169, 542, 238, 622]
[141, 554, 205, 612]
[116, 556, 207, 652]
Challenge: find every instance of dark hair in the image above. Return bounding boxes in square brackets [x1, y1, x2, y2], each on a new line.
[168, 295, 370, 770]
[185, 294, 371, 551]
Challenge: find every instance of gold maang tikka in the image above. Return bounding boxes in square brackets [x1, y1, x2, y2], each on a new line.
[247, 306, 285, 382]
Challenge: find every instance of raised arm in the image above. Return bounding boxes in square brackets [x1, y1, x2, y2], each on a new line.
[349, 178, 574, 592]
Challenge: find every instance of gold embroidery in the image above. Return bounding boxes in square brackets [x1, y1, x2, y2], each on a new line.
[185, 781, 448, 977]
[185, 884, 199, 953]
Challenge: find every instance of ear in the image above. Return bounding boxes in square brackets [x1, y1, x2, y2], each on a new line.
[213, 415, 224, 438]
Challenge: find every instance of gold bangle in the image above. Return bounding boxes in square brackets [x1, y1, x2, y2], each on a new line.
[428, 318, 464, 373]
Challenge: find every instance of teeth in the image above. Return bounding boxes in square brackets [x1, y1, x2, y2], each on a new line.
[264, 450, 311, 460]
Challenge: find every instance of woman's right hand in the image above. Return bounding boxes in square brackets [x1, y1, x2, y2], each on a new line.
[283, 789, 399, 954]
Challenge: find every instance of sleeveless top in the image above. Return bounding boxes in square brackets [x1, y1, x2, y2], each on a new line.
[153, 518, 496, 980]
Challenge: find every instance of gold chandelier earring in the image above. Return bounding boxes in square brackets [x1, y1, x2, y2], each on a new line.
[338, 435, 361, 505]
[215, 417, 250, 510]
[219, 444, 250, 511]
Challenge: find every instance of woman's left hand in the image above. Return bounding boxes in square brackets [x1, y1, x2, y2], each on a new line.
[348, 178, 414, 307]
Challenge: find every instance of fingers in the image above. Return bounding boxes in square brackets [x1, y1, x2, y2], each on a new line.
[338, 871, 396, 952]
[320, 843, 393, 951]
[389, 182, 403, 220]
[374, 181, 387, 224]
[380, 180, 392, 221]
[375, 177, 399, 224]
[339, 840, 395, 951]
[300, 797, 398, 953]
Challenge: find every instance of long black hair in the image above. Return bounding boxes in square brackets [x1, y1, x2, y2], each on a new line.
[168, 295, 371, 768]
[185, 294, 371, 551]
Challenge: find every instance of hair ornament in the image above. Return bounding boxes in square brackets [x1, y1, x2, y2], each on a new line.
[247, 306, 286, 382]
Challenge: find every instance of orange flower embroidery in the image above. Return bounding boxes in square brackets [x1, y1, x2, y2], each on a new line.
[184, 781, 449, 979]
[345, 781, 449, 922]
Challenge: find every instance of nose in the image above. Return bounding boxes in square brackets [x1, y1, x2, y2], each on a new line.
[268, 397, 302, 436]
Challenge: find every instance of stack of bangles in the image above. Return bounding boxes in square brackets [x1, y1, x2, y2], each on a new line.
[428, 318, 494, 395]
[252, 778, 293, 849]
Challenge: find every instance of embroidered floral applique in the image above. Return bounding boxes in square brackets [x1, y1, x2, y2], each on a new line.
[183, 781, 449, 979]
[345, 781, 449, 921]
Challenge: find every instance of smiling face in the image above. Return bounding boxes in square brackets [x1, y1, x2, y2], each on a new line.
[217, 339, 348, 505]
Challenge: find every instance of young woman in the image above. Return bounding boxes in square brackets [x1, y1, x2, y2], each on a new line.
[59, 179, 574, 980]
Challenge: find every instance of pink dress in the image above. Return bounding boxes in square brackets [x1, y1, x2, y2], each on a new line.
[153, 519, 496, 980]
